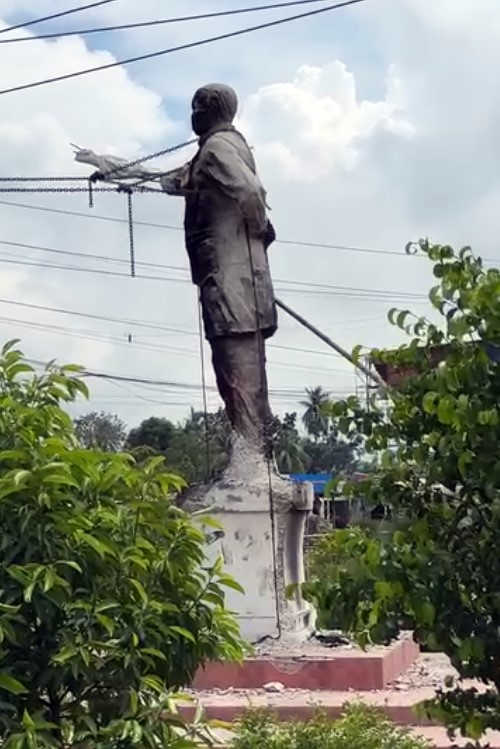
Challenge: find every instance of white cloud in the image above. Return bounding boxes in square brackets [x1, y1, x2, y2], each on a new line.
[241, 61, 414, 180]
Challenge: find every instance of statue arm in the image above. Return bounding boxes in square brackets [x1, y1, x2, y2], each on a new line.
[160, 164, 190, 196]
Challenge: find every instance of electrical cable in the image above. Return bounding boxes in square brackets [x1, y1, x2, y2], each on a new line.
[0, 0, 371, 96]
[0, 252, 428, 302]
[0, 0, 121, 36]
[0, 296, 365, 366]
[0, 199, 432, 260]
[0, 0, 354, 44]
[0, 236, 428, 298]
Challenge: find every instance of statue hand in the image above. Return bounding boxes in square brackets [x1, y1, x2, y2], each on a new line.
[160, 165, 190, 196]
[264, 219, 276, 250]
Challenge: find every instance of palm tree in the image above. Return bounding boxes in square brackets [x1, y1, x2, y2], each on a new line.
[300, 386, 330, 441]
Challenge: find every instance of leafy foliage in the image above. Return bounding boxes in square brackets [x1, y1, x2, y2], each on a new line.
[303, 241, 500, 740]
[0, 341, 244, 748]
[231, 704, 430, 749]
[74, 410, 127, 451]
[127, 403, 358, 484]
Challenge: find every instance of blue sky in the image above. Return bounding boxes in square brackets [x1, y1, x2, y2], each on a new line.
[0, 0, 498, 428]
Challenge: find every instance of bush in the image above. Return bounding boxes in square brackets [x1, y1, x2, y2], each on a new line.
[0, 341, 244, 748]
[231, 704, 430, 749]
[305, 241, 500, 741]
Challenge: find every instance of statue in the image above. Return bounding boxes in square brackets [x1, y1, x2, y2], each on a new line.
[72, 84, 316, 641]
[161, 83, 278, 469]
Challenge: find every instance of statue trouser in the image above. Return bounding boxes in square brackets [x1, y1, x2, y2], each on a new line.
[209, 332, 273, 457]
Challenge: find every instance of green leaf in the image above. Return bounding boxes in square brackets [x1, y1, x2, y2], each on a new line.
[168, 626, 196, 643]
[458, 451, 473, 479]
[129, 578, 148, 605]
[396, 309, 411, 331]
[387, 308, 399, 325]
[21, 709, 35, 730]
[0, 674, 28, 695]
[465, 716, 483, 740]
[351, 344, 363, 365]
[437, 396, 455, 425]
[140, 647, 167, 661]
[5, 363, 34, 379]
[13, 469, 31, 487]
[422, 391, 439, 414]
[77, 532, 112, 559]
[217, 575, 245, 594]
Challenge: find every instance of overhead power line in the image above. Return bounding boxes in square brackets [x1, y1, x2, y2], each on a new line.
[0, 0, 121, 36]
[0, 251, 427, 302]
[0, 297, 376, 367]
[0, 237, 427, 299]
[0, 199, 413, 259]
[0, 0, 371, 96]
[0, 1, 345, 44]
[2, 313, 350, 377]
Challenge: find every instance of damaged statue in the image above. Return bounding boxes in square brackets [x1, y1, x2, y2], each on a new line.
[73, 84, 316, 640]
[161, 83, 278, 475]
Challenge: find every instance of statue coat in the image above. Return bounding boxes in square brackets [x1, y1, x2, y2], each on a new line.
[183, 126, 277, 342]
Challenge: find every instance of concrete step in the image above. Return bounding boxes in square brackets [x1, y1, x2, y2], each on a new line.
[183, 687, 442, 724]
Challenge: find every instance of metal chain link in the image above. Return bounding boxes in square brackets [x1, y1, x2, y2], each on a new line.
[0, 186, 117, 193]
[0, 137, 197, 187]
[0, 175, 88, 182]
[92, 137, 197, 182]
[127, 190, 135, 277]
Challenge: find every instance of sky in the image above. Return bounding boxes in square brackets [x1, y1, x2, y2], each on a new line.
[0, 0, 498, 431]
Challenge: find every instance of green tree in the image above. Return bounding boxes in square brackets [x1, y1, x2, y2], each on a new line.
[271, 412, 308, 474]
[300, 386, 330, 440]
[126, 416, 176, 454]
[0, 341, 244, 748]
[303, 241, 500, 742]
[302, 428, 359, 474]
[74, 410, 127, 451]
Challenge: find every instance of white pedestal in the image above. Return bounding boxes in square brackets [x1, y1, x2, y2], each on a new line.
[200, 476, 315, 643]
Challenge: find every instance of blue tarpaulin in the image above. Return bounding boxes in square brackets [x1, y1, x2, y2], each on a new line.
[287, 473, 331, 496]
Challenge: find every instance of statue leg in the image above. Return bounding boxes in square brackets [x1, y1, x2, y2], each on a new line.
[210, 333, 272, 452]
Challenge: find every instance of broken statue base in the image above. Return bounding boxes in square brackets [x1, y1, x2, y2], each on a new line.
[185, 440, 316, 643]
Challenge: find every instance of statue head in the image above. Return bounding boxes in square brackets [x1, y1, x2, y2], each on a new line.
[191, 83, 238, 137]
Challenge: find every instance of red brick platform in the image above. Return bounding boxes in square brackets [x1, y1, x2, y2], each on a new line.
[193, 636, 419, 691]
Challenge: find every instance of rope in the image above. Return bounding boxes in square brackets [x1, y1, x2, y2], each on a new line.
[197, 298, 212, 483]
[244, 221, 282, 637]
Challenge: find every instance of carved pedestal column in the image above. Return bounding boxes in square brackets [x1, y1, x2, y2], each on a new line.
[198, 471, 316, 643]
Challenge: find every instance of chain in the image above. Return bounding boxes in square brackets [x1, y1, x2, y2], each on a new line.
[114, 137, 197, 172]
[126, 190, 135, 277]
[0, 185, 163, 195]
[0, 137, 197, 187]
[0, 186, 117, 193]
[91, 137, 197, 182]
[0, 175, 88, 182]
